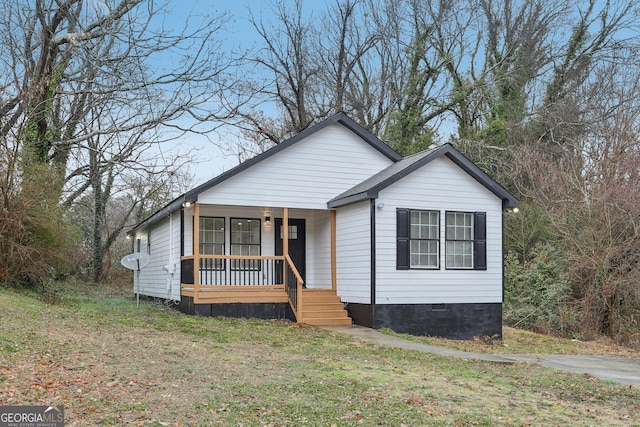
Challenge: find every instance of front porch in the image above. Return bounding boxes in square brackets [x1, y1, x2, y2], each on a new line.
[179, 206, 351, 326]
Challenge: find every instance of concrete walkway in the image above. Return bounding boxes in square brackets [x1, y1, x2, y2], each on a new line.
[324, 325, 640, 387]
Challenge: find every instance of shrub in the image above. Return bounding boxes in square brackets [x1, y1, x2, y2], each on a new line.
[0, 161, 80, 287]
[504, 243, 577, 335]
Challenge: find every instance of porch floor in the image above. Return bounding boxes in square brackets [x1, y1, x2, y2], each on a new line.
[181, 285, 288, 304]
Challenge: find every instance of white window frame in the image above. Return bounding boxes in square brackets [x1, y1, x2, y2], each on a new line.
[445, 211, 474, 269]
[409, 210, 440, 269]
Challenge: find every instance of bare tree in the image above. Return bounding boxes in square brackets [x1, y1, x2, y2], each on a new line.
[509, 60, 640, 342]
[0, 0, 237, 284]
[238, 0, 321, 146]
[232, 0, 408, 154]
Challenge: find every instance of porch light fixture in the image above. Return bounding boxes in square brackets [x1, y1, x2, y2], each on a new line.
[263, 211, 272, 231]
[182, 201, 192, 208]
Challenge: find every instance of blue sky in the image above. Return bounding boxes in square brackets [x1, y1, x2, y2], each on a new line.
[167, 0, 328, 185]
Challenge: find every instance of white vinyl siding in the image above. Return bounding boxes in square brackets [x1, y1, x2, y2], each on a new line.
[375, 157, 503, 304]
[305, 211, 332, 289]
[197, 124, 393, 209]
[134, 213, 181, 300]
[335, 201, 371, 303]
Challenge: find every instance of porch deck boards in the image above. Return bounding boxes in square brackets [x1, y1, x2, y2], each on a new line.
[181, 285, 289, 304]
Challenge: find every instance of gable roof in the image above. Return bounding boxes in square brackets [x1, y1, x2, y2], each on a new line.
[129, 112, 402, 234]
[327, 143, 520, 209]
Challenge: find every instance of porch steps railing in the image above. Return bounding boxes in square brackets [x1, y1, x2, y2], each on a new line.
[297, 289, 352, 326]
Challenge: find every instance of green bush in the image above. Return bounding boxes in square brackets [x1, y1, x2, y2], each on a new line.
[504, 244, 577, 335]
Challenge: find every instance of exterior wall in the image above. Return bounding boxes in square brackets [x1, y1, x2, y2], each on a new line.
[305, 210, 332, 289]
[347, 303, 502, 340]
[134, 212, 181, 300]
[335, 201, 371, 303]
[197, 124, 393, 210]
[181, 205, 332, 287]
[374, 156, 504, 304]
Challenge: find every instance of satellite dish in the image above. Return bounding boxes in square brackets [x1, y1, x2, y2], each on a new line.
[121, 252, 151, 271]
[122, 252, 151, 309]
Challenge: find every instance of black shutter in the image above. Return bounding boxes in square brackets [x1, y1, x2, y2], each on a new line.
[396, 209, 410, 270]
[474, 212, 487, 270]
[181, 258, 195, 285]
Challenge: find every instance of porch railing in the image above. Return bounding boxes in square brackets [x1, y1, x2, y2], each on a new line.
[284, 254, 304, 319]
[181, 255, 283, 286]
[181, 254, 305, 320]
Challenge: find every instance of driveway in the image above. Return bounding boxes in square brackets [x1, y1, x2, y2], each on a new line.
[325, 325, 640, 387]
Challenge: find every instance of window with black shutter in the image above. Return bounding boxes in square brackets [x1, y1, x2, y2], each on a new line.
[397, 209, 440, 269]
[398, 209, 486, 270]
[445, 211, 486, 270]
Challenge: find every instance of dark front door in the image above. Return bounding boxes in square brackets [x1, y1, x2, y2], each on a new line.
[275, 218, 306, 283]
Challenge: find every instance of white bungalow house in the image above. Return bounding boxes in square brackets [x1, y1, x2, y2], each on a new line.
[128, 113, 519, 339]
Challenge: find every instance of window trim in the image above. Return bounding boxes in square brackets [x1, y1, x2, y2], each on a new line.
[410, 209, 440, 270]
[445, 211, 474, 270]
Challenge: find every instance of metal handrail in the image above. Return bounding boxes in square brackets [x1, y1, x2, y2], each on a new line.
[284, 254, 304, 320]
[181, 255, 285, 286]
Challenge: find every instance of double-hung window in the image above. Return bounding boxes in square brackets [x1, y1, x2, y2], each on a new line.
[445, 211, 486, 270]
[396, 209, 440, 269]
[200, 217, 225, 270]
[410, 210, 440, 268]
[445, 212, 474, 268]
[231, 218, 261, 270]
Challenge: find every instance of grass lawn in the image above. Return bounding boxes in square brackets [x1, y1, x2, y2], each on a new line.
[1, 283, 639, 426]
[381, 327, 640, 361]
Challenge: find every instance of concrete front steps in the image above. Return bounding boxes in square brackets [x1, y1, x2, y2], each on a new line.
[298, 289, 352, 326]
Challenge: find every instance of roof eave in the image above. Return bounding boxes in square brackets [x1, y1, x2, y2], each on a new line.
[127, 194, 198, 235]
[442, 151, 520, 209]
[328, 143, 520, 210]
[327, 191, 376, 208]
